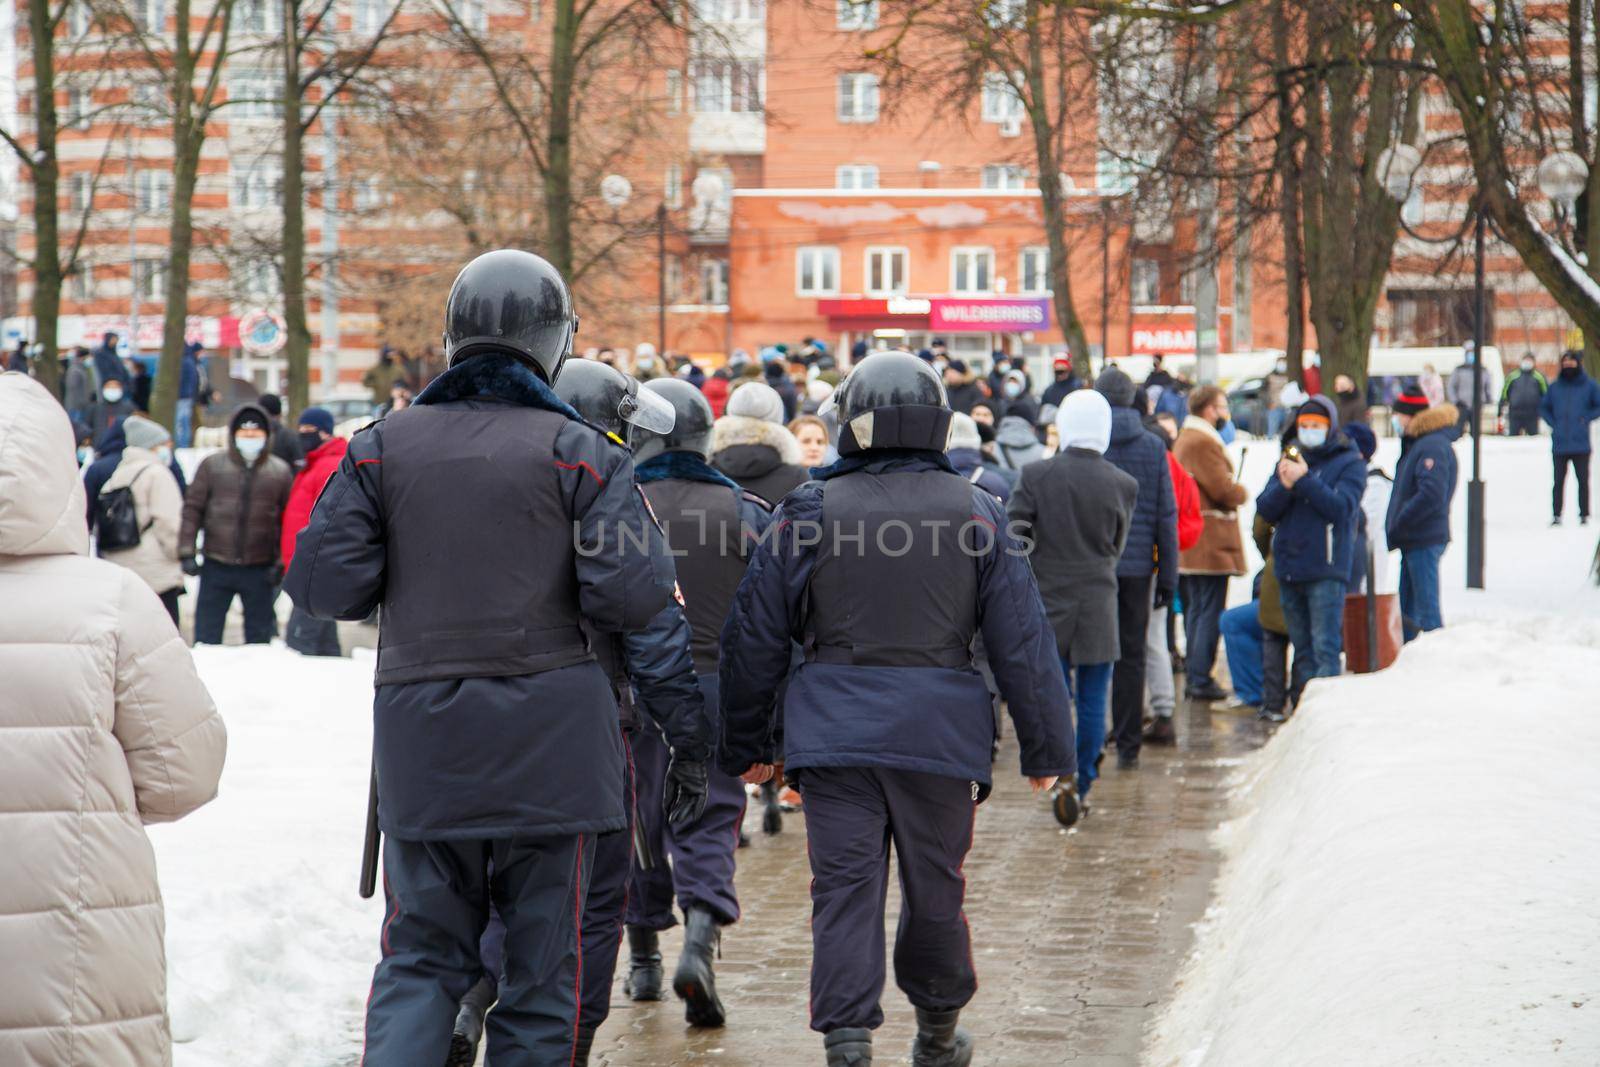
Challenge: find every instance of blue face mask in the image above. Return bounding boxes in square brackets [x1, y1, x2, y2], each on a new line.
[1298, 425, 1328, 450]
[77, 446, 92, 465]
[1003, 381, 1024, 399]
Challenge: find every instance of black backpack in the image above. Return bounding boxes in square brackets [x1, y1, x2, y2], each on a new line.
[94, 465, 151, 553]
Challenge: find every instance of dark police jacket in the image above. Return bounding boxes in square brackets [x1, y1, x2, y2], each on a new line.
[717, 451, 1074, 793]
[585, 602, 711, 763]
[285, 354, 677, 840]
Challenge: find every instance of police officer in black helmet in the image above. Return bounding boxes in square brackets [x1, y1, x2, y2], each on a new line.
[622, 377, 778, 1031]
[719, 351, 1074, 1067]
[285, 251, 679, 1065]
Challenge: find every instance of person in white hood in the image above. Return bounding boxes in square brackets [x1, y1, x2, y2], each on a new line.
[1008, 389, 1138, 820]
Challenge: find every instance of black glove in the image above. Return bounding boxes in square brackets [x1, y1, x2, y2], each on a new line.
[1153, 586, 1174, 610]
[663, 756, 709, 829]
[267, 562, 285, 587]
[181, 556, 202, 577]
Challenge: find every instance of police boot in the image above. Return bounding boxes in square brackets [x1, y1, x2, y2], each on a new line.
[672, 907, 726, 1027]
[624, 926, 663, 1002]
[572, 1025, 596, 1066]
[445, 975, 496, 1067]
[761, 779, 783, 834]
[910, 1007, 973, 1067]
[824, 1027, 873, 1066]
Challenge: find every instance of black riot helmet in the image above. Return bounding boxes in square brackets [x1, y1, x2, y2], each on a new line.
[633, 377, 715, 463]
[821, 350, 952, 455]
[443, 249, 578, 383]
[551, 358, 676, 447]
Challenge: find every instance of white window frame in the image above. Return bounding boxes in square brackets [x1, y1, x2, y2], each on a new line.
[240, 258, 278, 300]
[1131, 258, 1161, 304]
[229, 74, 278, 119]
[796, 246, 839, 297]
[237, 0, 280, 34]
[981, 71, 1023, 124]
[665, 68, 682, 115]
[68, 0, 92, 37]
[664, 255, 683, 302]
[66, 88, 93, 130]
[837, 0, 877, 30]
[70, 171, 94, 212]
[1019, 246, 1049, 294]
[701, 258, 729, 305]
[134, 169, 172, 214]
[865, 245, 909, 296]
[352, 0, 384, 35]
[136, 259, 166, 302]
[950, 246, 994, 294]
[233, 162, 284, 209]
[69, 262, 93, 302]
[352, 177, 382, 211]
[980, 163, 1026, 189]
[134, 0, 165, 32]
[458, 0, 487, 32]
[665, 163, 683, 209]
[837, 72, 879, 123]
[692, 59, 763, 114]
[695, 0, 762, 22]
[835, 164, 879, 190]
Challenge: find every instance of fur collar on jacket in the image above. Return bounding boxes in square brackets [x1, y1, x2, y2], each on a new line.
[1406, 403, 1459, 438]
[415, 352, 582, 421]
[636, 450, 743, 491]
[711, 414, 802, 465]
[1180, 413, 1225, 445]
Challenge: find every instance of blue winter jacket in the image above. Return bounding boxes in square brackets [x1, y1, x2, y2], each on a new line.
[1102, 407, 1179, 591]
[1256, 435, 1367, 584]
[1539, 369, 1600, 455]
[947, 445, 1012, 503]
[1386, 405, 1460, 551]
[717, 452, 1074, 790]
[179, 344, 201, 400]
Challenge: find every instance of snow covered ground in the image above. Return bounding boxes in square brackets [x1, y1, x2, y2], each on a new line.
[1149, 430, 1600, 1066]
[146, 646, 383, 1066]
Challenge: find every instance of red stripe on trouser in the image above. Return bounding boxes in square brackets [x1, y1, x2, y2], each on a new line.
[359, 866, 399, 1066]
[569, 834, 587, 1066]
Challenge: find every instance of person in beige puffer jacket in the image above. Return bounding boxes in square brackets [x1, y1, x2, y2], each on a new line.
[0, 372, 227, 1067]
[96, 414, 186, 626]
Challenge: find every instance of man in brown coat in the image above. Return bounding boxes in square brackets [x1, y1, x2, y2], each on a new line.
[1173, 385, 1248, 701]
[180, 403, 293, 644]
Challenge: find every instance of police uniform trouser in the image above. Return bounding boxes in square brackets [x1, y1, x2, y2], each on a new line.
[801, 765, 978, 1034]
[474, 731, 637, 1035]
[363, 833, 593, 1066]
[626, 675, 747, 929]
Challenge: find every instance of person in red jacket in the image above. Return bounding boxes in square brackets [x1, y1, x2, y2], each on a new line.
[702, 367, 732, 418]
[280, 406, 348, 656]
[1143, 411, 1202, 741]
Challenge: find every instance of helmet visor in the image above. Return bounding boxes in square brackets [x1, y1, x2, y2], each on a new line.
[618, 379, 677, 435]
[816, 389, 840, 418]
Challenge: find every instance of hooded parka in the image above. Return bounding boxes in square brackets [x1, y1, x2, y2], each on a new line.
[0, 372, 226, 1067]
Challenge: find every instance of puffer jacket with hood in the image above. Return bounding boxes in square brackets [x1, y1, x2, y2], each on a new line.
[992, 414, 1046, 471]
[711, 414, 809, 507]
[0, 372, 226, 1067]
[178, 403, 293, 566]
[99, 445, 186, 595]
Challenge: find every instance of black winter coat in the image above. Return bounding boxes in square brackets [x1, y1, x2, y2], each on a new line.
[711, 415, 810, 506]
[284, 354, 677, 840]
[1102, 407, 1179, 590]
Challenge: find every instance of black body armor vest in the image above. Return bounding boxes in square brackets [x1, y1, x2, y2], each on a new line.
[639, 479, 750, 675]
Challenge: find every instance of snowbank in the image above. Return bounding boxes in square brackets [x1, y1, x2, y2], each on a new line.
[146, 645, 381, 1067]
[1148, 617, 1600, 1066]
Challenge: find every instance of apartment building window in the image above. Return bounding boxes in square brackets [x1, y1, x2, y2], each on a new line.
[240, 258, 278, 300]
[1131, 258, 1161, 304]
[981, 164, 1025, 189]
[1387, 288, 1484, 348]
[352, 0, 384, 34]
[68, 0, 92, 37]
[865, 246, 908, 295]
[229, 74, 278, 119]
[136, 259, 166, 303]
[69, 263, 94, 302]
[66, 89, 93, 130]
[134, 0, 165, 32]
[664, 256, 683, 302]
[1401, 184, 1423, 227]
[693, 59, 763, 114]
[129, 81, 166, 119]
[836, 164, 878, 190]
[664, 163, 683, 209]
[233, 162, 283, 209]
[352, 177, 382, 211]
[837, 0, 877, 30]
[458, 0, 486, 32]
[951, 247, 993, 293]
[982, 0, 1022, 28]
[981, 72, 1023, 124]
[695, 0, 762, 21]
[70, 172, 94, 212]
[1019, 246, 1049, 293]
[837, 73, 879, 123]
[797, 246, 839, 296]
[135, 170, 172, 214]
[238, 0, 280, 34]
[701, 259, 729, 304]
[665, 69, 682, 114]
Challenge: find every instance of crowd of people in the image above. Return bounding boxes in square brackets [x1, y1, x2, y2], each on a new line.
[6, 242, 1600, 1066]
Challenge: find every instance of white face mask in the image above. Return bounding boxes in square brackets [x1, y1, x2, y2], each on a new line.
[156, 445, 173, 466]
[77, 446, 93, 465]
[103, 387, 124, 403]
[1298, 425, 1328, 450]
[1521, 360, 1534, 371]
[236, 436, 266, 462]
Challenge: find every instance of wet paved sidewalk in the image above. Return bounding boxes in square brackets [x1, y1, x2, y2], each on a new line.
[591, 696, 1270, 1066]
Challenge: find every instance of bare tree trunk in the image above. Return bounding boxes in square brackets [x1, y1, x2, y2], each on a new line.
[544, 0, 577, 279]
[153, 116, 199, 431]
[1273, 0, 1305, 387]
[281, 0, 311, 415]
[27, 0, 63, 397]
